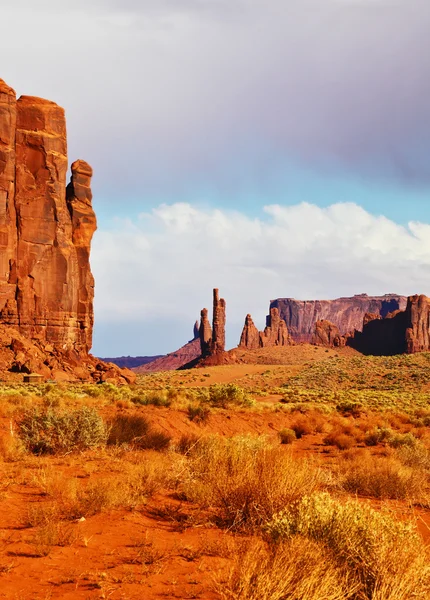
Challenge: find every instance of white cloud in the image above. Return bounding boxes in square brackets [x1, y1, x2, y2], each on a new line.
[91, 201, 430, 354]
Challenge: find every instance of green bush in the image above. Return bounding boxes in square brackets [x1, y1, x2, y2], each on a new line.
[17, 406, 108, 454]
[202, 384, 254, 408]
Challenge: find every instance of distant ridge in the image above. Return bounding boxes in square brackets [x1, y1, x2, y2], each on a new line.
[99, 356, 163, 369]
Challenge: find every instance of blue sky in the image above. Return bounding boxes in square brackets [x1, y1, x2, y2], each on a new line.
[1, 0, 430, 355]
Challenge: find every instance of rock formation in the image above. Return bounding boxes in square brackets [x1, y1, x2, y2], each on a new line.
[313, 294, 430, 357]
[405, 295, 430, 354]
[271, 294, 407, 342]
[239, 314, 260, 350]
[199, 289, 226, 357]
[239, 307, 293, 349]
[212, 288, 226, 354]
[0, 78, 134, 383]
[0, 82, 96, 352]
[199, 308, 212, 357]
[312, 320, 346, 348]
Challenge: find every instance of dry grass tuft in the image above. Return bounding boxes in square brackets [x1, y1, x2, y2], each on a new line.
[181, 435, 323, 529]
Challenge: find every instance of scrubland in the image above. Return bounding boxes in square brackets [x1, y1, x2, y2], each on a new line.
[2, 347, 430, 598]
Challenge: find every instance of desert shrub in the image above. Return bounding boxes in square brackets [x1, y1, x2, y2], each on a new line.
[265, 492, 430, 599]
[140, 430, 171, 451]
[181, 435, 322, 529]
[187, 403, 211, 423]
[364, 426, 393, 446]
[388, 432, 418, 449]
[176, 433, 201, 454]
[339, 454, 426, 501]
[17, 406, 108, 454]
[132, 391, 172, 407]
[278, 428, 296, 444]
[202, 384, 253, 408]
[336, 399, 363, 417]
[397, 443, 430, 471]
[289, 415, 314, 438]
[107, 414, 150, 445]
[324, 432, 355, 451]
[107, 414, 170, 451]
[217, 537, 351, 600]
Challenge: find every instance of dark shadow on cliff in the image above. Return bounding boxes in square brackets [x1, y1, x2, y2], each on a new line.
[347, 311, 407, 356]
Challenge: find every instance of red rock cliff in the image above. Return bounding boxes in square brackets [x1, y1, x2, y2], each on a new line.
[0, 81, 96, 353]
[271, 294, 407, 342]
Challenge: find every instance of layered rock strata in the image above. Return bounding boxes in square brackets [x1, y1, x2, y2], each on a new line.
[312, 320, 346, 348]
[0, 82, 96, 352]
[0, 78, 133, 383]
[271, 294, 407, 342]
[314, 294, 430, 356]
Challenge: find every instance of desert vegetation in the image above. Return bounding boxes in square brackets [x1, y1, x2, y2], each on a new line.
[2, 349, 430, 598]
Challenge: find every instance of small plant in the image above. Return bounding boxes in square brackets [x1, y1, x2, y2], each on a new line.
[17, 406, 108, 454]
[279, 428, 296, 444]
[324, 432, 355, 450]
[187, 403, 210, 423]
[202, 384, 253, 408]
[107, 414, 150, 446]
[176, 433, 200, 454]
[364, 426, 393, 446]
[107, 414, 170, 451]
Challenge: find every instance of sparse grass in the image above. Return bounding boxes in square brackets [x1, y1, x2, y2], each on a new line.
[107, 414, 171, 451]
[180, 435, 323, 529]
[216, 537, 353, 600]
[278, 428, 296, 444]
[16, 406, 108, 454]
[263, 491, 430, 599]
[187, 403, 210, 423]
[338, 452, 428, 501]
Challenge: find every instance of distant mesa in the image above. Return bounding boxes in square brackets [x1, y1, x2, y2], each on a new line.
[272, 294, 407, 343]
[98, 355, 164, 369]
[311, 294, 430, 356]
[0, 78, 134, 383]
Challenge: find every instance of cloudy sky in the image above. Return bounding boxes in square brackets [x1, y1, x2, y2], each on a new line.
[2, 0, 430, 355]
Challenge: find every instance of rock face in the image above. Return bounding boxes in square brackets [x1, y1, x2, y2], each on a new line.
[312, 320, 346, 348]
[199, 308, 212, 357]
[239, 307, 293, 349]
[239, 314, 260, 350]
[271, 294, 407, 342]
[0, 81, 96, 353]
[212, 288, 226, 354]
[405, 295, 430, 354]
[315, 294, 430, 356]
[199, 289, 226, 357]
[0, 78, 134, 383]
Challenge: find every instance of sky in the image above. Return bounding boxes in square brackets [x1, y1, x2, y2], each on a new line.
[1, 0, 430, 356]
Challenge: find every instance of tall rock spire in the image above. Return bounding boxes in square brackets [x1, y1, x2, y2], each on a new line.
[0, 81, 97, 353]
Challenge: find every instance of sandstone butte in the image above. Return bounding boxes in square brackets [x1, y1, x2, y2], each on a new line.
[0, 78, 134, 384]
[312, 295, 430, 356]
[271, 294, 407, 342]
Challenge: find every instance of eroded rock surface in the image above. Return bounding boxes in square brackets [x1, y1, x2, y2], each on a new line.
[239, 308, 292, 349]
[271, 294, 407, 342]
[0, 78, 133, 383]
[312, 320, 346, 348]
